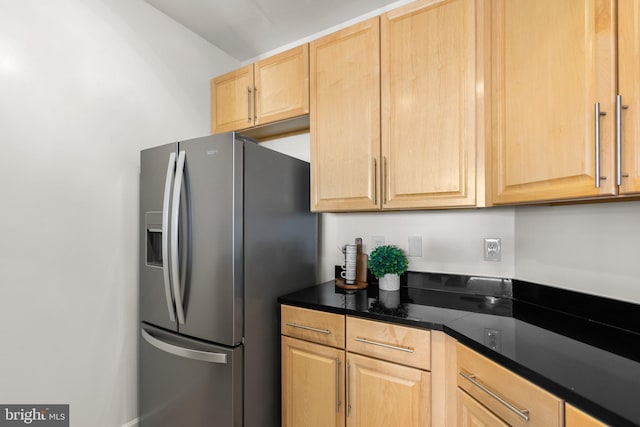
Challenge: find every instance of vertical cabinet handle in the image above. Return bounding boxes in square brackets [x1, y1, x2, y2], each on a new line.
[616, 96, 622, 186]
[335, 358, 341, 413]
[346, 360, 351, 417]
[247, 86, 252, 122]
[616, 95, 630, 185]
[372, 158, 377, 205]
[253, 86, 258, 121]
[594, 103, 607, 188]
[382, 157, 387, 204]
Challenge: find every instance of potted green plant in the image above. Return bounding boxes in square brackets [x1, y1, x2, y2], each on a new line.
[368, 245, 408, 291]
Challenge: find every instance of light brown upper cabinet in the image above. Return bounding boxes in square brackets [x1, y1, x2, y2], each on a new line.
[618, 0, 640, 195]
[310, 18, 381, 211]
[382, 0, 485, 209]
[491, 0, 640, 204]
[210, 44, 309, 134]
[310, 0, 487, 212]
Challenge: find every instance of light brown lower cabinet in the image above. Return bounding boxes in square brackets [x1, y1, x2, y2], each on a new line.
[281, 306, 431, 427]
[458, 393, 610, 427]
[281, 336, 345, 427]
[565, 404, 607, 427]
[458, 388, 509, 427]
[282, 305, 616, 427]
[431, 331, 458, 427]
[346, 352, 430, 427]
[457, 343, 564, 427]
[281, 335, 431, 427]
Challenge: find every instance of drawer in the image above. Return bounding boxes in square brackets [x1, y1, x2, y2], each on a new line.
[346, 316, 430, 370]
[281, 305, 345, 348]
[457, 343, 564, 427]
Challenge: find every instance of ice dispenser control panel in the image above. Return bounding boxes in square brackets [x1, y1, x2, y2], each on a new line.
[145, 212, 163, 267]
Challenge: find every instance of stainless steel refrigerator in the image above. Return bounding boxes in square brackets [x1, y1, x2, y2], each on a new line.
[138, 132, 316, 427]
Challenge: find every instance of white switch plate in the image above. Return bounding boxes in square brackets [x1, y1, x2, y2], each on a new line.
[371, 236, 385, 250]
[408, 236, 422, 257]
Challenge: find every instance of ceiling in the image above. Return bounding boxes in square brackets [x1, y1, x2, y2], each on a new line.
[144, 0, 404, 62]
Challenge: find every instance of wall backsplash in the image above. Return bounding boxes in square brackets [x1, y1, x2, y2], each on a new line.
[515, 202, 640, 304]
[266, 133, 640, 304]
[319, 209, 516, 282]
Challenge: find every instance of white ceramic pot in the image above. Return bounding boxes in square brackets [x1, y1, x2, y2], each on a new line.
[378, 273, 400, 291]
[379, 289, 401, 308]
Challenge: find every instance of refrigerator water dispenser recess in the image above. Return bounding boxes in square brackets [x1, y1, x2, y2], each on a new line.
[145, 212, 163, 267]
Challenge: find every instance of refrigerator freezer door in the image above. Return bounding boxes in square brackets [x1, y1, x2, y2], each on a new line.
[176, 134, 243, 346]
[140, 142, 179, 331]
[139, 323, 243, 427]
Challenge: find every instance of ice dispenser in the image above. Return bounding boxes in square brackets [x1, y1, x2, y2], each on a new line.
[145, 212, 163, 267]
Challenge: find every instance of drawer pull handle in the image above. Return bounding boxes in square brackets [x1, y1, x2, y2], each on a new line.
[460, 371, 530, 421]
[354, 337, 414, 353]
[285, 322, 331, 335]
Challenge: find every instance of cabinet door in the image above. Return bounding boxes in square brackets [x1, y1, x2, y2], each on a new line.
[310, 17, 381, 211]
[458, 389, 509, 427]
[282, 336, 345, 427]
[255, 44, 309, 126]
[381, 0, 478, 209]
[346, 352, 430, 427]
[491, 0, 616, 204]
[565, 403, 607, 427]
[618, 0, 640, 194]
[211, 64, 254, 134]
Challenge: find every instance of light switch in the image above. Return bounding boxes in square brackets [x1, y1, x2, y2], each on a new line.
[408, 236, 422, 257]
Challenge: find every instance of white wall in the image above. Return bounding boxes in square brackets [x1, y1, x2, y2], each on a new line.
[515, 202, 640, 304]
[0, 1, 238, 426]
[319, 209, 515, 282]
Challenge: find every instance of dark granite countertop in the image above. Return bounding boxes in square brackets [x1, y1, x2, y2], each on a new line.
[278, 273, 640, 427]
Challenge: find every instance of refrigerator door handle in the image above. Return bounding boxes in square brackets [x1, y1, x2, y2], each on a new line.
[141, 328, 228, 364]
[162, 152, 177, 322]
[171, 150, 187, 325]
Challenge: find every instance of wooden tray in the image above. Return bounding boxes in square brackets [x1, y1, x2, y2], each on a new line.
[335, 278, 368, 290]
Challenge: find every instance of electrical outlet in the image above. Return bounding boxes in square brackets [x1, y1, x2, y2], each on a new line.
[484, 328, 502, 351]
[371, 236, 385, 250]
[483, 238, 501, 261]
